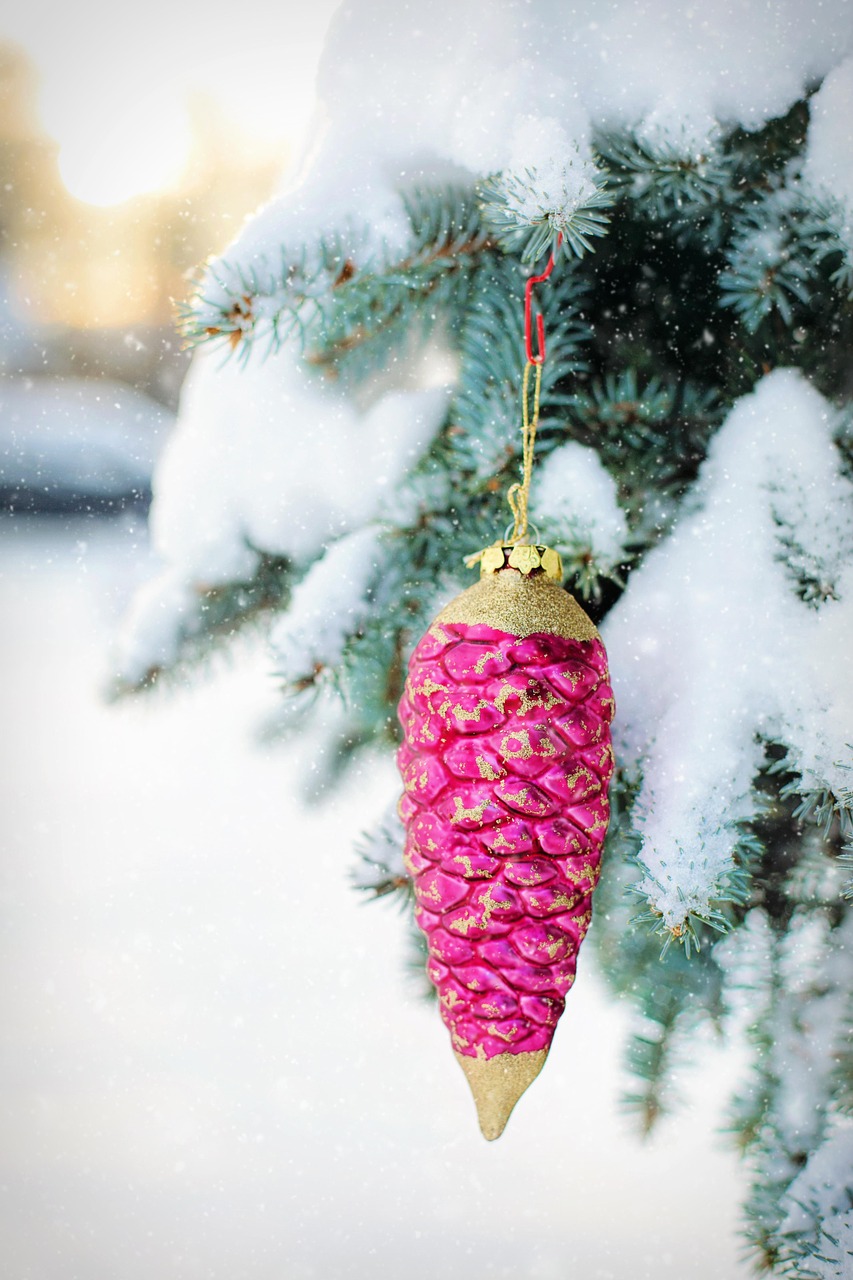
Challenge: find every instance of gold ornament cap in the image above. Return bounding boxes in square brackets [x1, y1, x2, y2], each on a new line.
[466, 541, 563, 580]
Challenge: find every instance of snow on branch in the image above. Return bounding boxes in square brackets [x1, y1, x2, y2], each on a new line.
[780, 1127, 853, 1272]
[802, 57, 853, 294]
[182, 186, 487, 358]
[351, 801, 409, 899]
[152, 349, 448, 581]
[271, 525, 385, 692]
[717, 904, 853, 1268]
[604, 369, 853, 939]
[595, 130, 734, 230]
[530, 440, 628, 594]
[180, 0, 853, 352]
[113, 344, 450, 687]
[481, 116, 613, 262]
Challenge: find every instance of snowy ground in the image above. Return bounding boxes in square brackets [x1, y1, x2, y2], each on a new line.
[0, 515, 751, 1280]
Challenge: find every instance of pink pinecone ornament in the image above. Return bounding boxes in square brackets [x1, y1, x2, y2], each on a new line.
[397, 545, 614, 1139]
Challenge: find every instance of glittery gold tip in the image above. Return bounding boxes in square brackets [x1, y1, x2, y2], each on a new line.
[454, 1049, 549, 1140]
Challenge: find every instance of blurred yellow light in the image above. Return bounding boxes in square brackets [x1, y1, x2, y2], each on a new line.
[56, 97, 192, 207]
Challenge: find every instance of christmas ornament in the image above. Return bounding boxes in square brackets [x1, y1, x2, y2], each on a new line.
[396, 250, 615, 1140]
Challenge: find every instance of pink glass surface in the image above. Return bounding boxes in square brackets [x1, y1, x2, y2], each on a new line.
[398, 621, 614, 1061]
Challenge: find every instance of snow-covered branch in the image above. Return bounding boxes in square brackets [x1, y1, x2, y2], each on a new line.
[605, 370, 853, 937]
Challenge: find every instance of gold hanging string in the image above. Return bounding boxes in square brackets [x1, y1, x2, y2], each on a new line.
[506, 358, 543, 543]
[464, 244, 561, 575]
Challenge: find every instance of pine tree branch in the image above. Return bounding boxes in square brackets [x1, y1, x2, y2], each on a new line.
[179, 186, 490, 363]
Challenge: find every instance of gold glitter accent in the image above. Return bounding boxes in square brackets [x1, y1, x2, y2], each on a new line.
[448, 914, 479, 936]
[447, 884, 511, 935]
[478, 883, 511, 927]
[453, 854, 475, 876]
[494, 681, 560, 717]
[430, 623, 454, 646]
[404, 768, 429, 795]
[487, 1021, 520, 1043]
[433, 569, 597, 641]
[441, 990, 464, 1009]
[505, 865, 549, 887]
[476, 756, 503, 781]
[499, 728, 555, 762]
[451, 699, 491, 722]
[421, 879, 443, 904]
[489, 831, 512, 852]
[501, 729, 533, 760]
[450, 796, 489, 826]
[474, 650, 501, 674]
[413, 675, 450, 698]
[455, 1049, 549, 1141]
[562, 863, 592, 885]
[500, 786, 530, 807]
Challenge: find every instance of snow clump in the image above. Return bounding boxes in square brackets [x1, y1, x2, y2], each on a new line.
[531, 440, 627, 571]
[603, 369, 853, 933]
[271, 525, 385, 688]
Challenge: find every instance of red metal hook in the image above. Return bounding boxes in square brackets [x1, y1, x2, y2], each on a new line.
[524, 233, 562, 365]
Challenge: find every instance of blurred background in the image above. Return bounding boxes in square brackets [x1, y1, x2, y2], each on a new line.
[0, 4, 752, 1277]
[0, 1, 338, 508]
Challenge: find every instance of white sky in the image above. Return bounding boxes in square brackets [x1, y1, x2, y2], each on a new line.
[2, 0, 341, 204]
